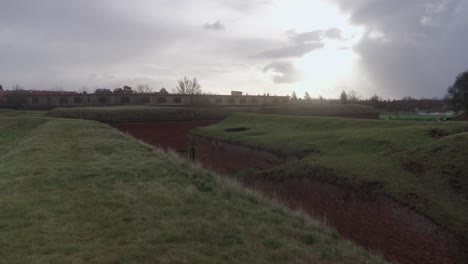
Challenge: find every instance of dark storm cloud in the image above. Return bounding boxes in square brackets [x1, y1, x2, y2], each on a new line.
[263, 61, 302, 83]
[203, 21, 225, 31]
[332, 0, 468, 98]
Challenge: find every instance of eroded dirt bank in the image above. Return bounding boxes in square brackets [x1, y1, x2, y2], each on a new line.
[187, 134, 296, 174]
[187, 134, 467, 264]
[111, 120, 220, 152]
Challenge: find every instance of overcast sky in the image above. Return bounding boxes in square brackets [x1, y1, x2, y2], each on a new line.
[1, 0, 467, 99]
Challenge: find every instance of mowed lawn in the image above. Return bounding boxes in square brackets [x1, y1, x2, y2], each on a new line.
[0, 114, 385, 263]
[192, 113, 468, 242]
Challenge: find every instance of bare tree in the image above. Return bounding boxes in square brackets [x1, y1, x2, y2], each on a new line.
[12, 84, 24, 90]
[173, 77, 202, 94]
[348, 90, 360, 103]
[136, 84, 153, 93]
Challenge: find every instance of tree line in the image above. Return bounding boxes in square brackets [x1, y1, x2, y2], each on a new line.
[94, 77, 202, 95]
[289, 69, 468, 113]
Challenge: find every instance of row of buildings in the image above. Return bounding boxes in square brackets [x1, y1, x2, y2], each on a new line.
[0, 89, 289, 109]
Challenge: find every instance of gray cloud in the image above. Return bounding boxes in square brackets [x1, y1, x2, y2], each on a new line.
[324, 28, 344, 40]
[263, 61, 302, 83]
[331, 0, 468, 98]
[203, 21, 225, 31]
[257, 42, 324, 59]
[256, 27, 345, 59]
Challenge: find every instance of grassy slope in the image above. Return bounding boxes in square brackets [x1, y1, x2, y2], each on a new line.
[380, 113, 456, 121]
[0, 114, 385, 263]
[46, 104, 377, 123]
[192, 113, 468, 240]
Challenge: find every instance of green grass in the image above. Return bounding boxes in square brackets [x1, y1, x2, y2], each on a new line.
[47, 104, 378, 122]
[380, 113, 456, 121]
[0, 112, 385, 263]
[192, 113, 468, 241]
[0, 109, 46, 117]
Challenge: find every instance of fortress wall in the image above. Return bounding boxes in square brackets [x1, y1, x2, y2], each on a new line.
[111, 120, 220, 152]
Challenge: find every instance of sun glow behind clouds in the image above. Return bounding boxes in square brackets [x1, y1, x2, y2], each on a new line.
[267, 0, 364, 98]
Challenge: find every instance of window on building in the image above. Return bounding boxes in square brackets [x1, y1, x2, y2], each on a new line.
[273, 98, 279, 103]
[120, 97, 131, 104]
[59, 97, 68, 104]
[251, 98, 258, 104]
[32, 97, 40, 104]
[143, 97, 150, 104]
[215, 98, 223, 104]
[173, 97, 182, 103]
[282, 98, 288, 103]
[157, 97, 167, 104]
[240, 98, 247, 104]
[228, 98, 235, 104]
[98, 97, 108, 104]
[74, 97, 83, 104]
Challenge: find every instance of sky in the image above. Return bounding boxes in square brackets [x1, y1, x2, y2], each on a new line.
[0, 0, 467, 99]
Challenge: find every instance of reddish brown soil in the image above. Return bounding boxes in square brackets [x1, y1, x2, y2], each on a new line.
[454, 114, 468, 121]
[245, 176, 467, 264]
[111, 120, 220, 152]
[188, 135, 467, 264]
[187, 134, 296, 174]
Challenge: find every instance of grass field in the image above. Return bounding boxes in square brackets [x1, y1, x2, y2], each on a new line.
[47, 104, 378, 122]
[0, 111, 385, 263]
[192, 113, 468, 241]
[380, 113, 456, 121]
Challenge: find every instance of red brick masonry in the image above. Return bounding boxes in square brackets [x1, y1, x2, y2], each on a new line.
[110, 120, 220, 152]
[188, 134, 467, 264]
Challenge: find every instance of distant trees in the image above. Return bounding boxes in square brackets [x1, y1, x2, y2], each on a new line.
[159, 87, 169, 94]
[402, 96, 416, 101]
[369, 94, 386, 109]
[348, 90, 360, 103]
[291, 91, 297, 101]
[446, 70, 468, 112]
[173, 77, 202, 94]
[113, 85, 135, 94]
[304, 92, 311, 101]
[12, 84, 24, 90]
[95, 88, 112, 94]
[340, 90, 348, 104]
[136, 84, 153, 94]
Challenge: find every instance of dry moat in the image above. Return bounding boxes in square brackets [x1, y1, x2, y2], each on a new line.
[108, 115, 467, 264]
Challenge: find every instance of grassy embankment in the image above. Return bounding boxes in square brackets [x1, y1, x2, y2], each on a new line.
[192, 113, 468, 241]
[380, 113, 457, 121]
[47, 104, 378, 123]
[0, 111, 385, 263]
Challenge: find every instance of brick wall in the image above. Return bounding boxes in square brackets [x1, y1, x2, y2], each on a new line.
[188, 135, 467, 264]
[111, 120, 220, 152]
